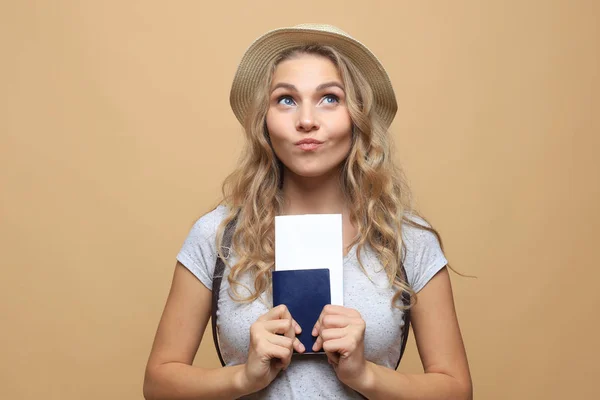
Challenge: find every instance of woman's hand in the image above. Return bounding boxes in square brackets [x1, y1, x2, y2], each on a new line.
[312, 305, 369, 388]
[240, 304, 305, 393]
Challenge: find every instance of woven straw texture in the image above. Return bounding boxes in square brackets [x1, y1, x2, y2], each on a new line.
[229, 24, 398, 128]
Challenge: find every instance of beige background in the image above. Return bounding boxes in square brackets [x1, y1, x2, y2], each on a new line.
[1, 1, 598, 399]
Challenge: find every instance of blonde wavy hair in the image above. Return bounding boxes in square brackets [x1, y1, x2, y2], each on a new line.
[216, 44, 446, 309]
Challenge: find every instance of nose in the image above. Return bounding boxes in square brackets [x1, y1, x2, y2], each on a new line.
[296, 106, 320, 132]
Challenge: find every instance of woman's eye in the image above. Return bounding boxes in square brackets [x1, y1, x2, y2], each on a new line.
[323, 94, 340, 104]
[277, 96, 295, 106]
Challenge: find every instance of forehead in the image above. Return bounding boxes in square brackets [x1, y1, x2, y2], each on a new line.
[271, 54, 342, 87]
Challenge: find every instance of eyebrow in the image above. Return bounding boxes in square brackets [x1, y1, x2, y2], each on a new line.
[270, 81, 345, 93]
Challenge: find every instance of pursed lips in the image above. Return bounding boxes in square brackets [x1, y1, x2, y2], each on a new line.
[295, 138, 324, 151]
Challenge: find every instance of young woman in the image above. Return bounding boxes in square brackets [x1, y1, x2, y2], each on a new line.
[144, 24, 472, 400]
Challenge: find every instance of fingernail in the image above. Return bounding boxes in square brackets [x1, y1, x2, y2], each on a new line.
[299, 343, 305, 352]
[312, 343, 318, 352]
[312, 327, 317, 336]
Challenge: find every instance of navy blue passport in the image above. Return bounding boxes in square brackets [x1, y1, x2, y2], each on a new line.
[272, 268, 331, 354]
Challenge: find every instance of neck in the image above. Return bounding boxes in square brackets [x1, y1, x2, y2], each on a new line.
[281, 166, 347, 215]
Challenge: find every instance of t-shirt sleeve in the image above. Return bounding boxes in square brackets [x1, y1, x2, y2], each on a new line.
[402, 218, 448, 293]
[176, 208, 223, 290]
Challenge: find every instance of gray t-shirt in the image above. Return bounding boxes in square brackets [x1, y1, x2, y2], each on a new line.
[176, 205, 447, 399]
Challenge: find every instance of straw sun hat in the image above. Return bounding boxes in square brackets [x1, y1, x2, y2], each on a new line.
[229, 23, 398, 129]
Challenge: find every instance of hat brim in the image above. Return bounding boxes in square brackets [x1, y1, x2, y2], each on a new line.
[230, 27, 398, 129]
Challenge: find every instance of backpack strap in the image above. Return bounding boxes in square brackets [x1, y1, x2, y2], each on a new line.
[395, 262, 412, 369]
[211, 217, 237, 367]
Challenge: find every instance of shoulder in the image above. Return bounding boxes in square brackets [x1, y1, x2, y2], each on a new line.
[175, 205, 231, 288]
[401, 213, 437, 247]
[188, 204, 230, 239]
[400, 213, 448, 293]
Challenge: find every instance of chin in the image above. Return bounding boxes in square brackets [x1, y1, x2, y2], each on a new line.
[293, 170, 328, 178]
[286, 162, 344, 179]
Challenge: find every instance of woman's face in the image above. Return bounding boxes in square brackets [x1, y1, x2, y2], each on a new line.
[266, 54, 353, 179]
